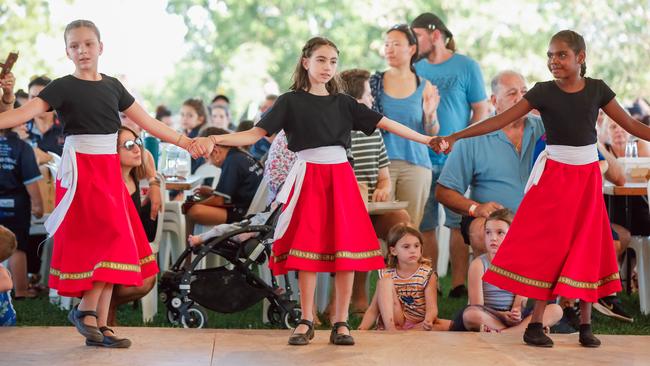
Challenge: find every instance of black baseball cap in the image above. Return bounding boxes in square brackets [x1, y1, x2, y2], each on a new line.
[411, 12, 453, 39]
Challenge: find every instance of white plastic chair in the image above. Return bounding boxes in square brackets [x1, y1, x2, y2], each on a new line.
[141, 173, 166, 322]
[194, 162, 221, 189]
[628, 179, 650, 315]
[246, 178, 270, 216]
[436, 205, 451, 277]
[160, 201, 186, 272]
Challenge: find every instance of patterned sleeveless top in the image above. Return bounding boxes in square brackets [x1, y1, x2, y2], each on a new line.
[380, 265, 435, 322]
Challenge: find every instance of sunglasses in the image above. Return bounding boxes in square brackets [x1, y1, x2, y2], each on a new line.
[388, 24, 417, 45]
[121, 137, 143, 151]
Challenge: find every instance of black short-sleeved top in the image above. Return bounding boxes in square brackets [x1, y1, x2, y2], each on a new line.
[216, 149, 264, 210]
[523, 78, 615, 146]
[38, 74, 135, 136]
[255, 90, 383, 152]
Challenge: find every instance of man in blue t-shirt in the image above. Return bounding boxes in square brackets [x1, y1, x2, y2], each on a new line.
[411, 12, 489, 297]
[436, 70, 543, 256]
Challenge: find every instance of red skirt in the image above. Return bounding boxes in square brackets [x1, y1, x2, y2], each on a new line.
[49, 153, 158, 297]
[482, 160, 621, 302]
[270, 162, 385, 275]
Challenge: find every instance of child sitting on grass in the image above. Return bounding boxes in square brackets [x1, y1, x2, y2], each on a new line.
[450, 209, 562, 332]
[359, 223, 450, 331]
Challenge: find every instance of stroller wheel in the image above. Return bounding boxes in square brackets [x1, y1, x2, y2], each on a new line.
[181, 306, 208, 328]
[267, 304, 283, 327]
[281, 303, 302, 329]
[166, 310, 180, 326]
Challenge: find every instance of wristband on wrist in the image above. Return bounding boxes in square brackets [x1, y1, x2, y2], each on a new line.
[175, 133, 183, 146]
[468, 204, 478, 217]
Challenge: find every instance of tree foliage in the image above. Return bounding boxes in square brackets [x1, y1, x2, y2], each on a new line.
[156, 0, 650, 117]
[0, 0, 55, 90]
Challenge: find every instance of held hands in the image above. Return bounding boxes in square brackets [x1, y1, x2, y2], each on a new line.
[428, 135, 453, 154]
[187, 136, 215, 159]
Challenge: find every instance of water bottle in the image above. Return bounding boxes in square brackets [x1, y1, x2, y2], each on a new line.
[175, 148, 191, 179]
[160, 143, 190, 180]
[625, 139, 638, 158]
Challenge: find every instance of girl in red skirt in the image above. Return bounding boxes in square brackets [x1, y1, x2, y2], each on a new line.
[192, 37, 436, 346]
[0, 20, 197, 348]
[431, 30, 650, 348]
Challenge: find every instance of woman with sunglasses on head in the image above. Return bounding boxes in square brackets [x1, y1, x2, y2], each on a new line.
[106, 125, 159, 326]
[369, 24, 440, 229]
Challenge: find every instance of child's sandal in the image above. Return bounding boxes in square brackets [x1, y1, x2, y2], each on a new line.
[330, 322, 355, 346]
[86, 327, 132, 348]
[68, 305, 103, 343]
[288, 319, 315, 346]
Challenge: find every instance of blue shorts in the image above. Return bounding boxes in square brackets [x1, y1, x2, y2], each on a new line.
[419, 165, 461, 232]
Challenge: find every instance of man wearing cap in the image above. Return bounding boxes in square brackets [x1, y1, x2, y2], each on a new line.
[411, 12, 490, 298]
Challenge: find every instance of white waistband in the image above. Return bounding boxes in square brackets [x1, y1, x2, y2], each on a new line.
[45, 133, 118, 236]
[63, 133, 118, 155]
[274, 146, 348, 240]
[296, 146, 348, 164]
[525, 144, 598, 193]
[545, 144, 598, 165]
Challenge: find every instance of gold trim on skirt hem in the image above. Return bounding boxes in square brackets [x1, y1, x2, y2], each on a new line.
[140, 254, 156, 265]
[488, 264, 553, 288]
[274, 248, 383, 263]
[50, 260, 144, 280]
[557, 273, 620, 289]
[489, 264, 621, 290]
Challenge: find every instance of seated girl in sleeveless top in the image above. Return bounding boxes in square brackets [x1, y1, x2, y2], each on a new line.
[451, 209, 562, 332]
[359, 223, 450, 331]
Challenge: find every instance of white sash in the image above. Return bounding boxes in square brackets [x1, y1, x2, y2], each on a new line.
[274, 146, 348, 240]
[525, 143, 598, 193]
[44, 133, 117, 236]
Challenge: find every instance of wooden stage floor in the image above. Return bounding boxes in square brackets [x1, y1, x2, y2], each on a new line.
[2, 327, 649, 366]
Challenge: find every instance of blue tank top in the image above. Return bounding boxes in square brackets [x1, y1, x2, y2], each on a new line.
[380, 80, 432, 170]
[480, 254, 515, 311]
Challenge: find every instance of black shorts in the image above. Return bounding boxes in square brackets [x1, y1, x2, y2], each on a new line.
[460, 215, 475, 245]
[226, 207, 247, 224]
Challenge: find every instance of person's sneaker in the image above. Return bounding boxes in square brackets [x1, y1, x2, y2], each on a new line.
[593, 296, 634, 323]
[579, 324, 601, 348]
[523, 322, 554, 347]
[448, 285, 468, 298]
[563, 304, 581, 330]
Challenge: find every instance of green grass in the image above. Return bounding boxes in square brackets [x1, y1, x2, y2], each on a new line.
[13, 273, 650, 335]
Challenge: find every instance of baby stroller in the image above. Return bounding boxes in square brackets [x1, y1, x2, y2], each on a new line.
[159, 206, 301, 329]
